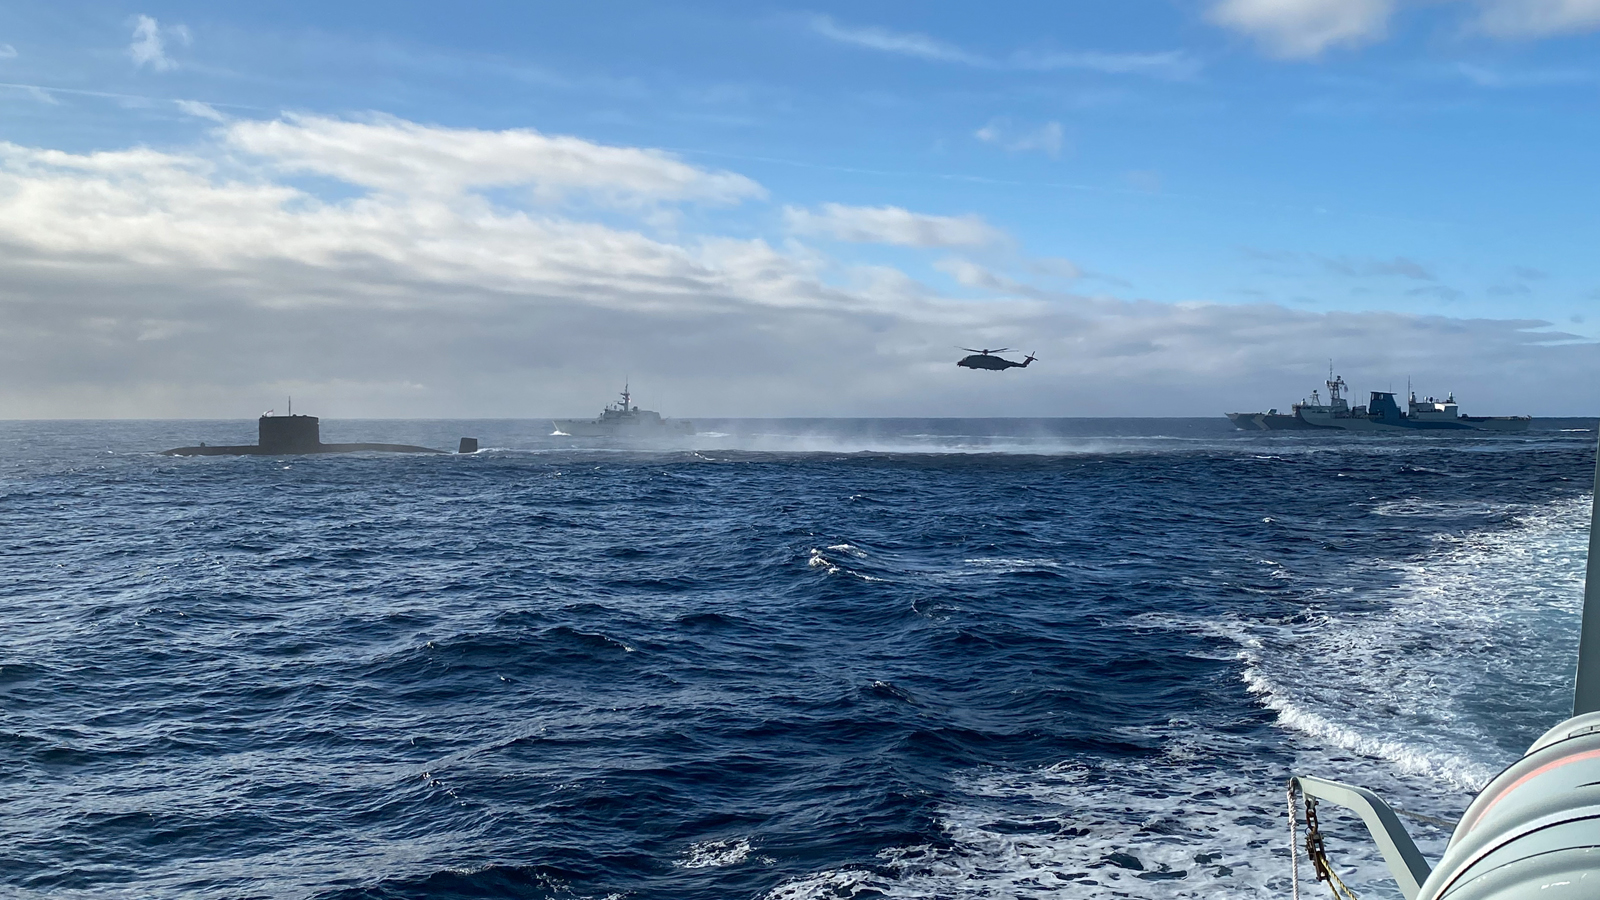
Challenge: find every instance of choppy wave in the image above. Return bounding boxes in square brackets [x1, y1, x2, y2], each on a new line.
[765, 494, 1590, 900]
[0, 420, 1592, 900]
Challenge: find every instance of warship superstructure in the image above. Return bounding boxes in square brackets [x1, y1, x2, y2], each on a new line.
[1227, 373, 1352, 431]
[1228, 371, 1530, 432]
[1301, 389, 1531, 432]
[552, 385, 694, 438]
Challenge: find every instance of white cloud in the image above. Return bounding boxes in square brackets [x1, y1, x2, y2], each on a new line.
[785, 203, 1008, 248]
[937, 259, 1087, 302]
[809, 15, 980, 64]
[1208, 0, 1394, 58]
[1028, 257, 1085, 279]
[975, 119, 1065, 157]
[0, 118, 1592, 418]
[129, 14, 186, 70]
[1208, 0, 1600, 55]
[0, 44, 17, 60]
[15, 84, 56, 105]
[1447, 61, 1596, 87]
[225, 114, 764, 206]
[937, 258, 1039, 295]
[1010, 49, 1200, 79]
[1320, 255, 1435, 280]
[1472, 0, 1600, 36]
[810, 15, 1196, 78]
[175, 100, 226, 122]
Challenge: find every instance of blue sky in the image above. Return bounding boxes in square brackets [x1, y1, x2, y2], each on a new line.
[0, 1, 1597, 417]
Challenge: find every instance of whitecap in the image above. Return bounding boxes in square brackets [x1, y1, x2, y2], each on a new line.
[806, 549, 841, 575]
[677, 837, 752, 869]
[963, 557, 1061, 571]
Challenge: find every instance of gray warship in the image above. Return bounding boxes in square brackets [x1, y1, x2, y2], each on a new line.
[1228, 371, 1530, 432]
[552, 385, 694, 438]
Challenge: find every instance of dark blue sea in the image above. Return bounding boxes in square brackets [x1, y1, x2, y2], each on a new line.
[3, 418, 1596, 900]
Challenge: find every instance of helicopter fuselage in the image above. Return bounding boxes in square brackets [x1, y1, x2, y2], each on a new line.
[957, 353, 1033, 370]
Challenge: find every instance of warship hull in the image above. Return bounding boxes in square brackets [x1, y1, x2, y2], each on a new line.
[1301, 406, 1532, 433]
[1226, 411, 1330, 431]
[552, 420, 694, 438]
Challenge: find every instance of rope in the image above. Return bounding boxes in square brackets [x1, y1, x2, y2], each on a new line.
[1288, 780, 1301, 900]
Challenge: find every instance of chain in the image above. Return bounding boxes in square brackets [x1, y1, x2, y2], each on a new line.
[1303, 794, 1361, 900]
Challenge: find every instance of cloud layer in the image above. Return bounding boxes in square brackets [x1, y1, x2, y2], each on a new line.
[227, 115, 764, 205]
[0, 115, 1592, 418]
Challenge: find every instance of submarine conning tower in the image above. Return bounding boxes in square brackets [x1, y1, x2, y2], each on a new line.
[258, 414, 321, 453]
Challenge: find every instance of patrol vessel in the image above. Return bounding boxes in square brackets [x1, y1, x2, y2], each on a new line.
[1228, 372, 1531, 432]
[552, 385, 694, 438]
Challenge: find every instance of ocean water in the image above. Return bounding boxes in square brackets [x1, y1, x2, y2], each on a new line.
[1, 418, 1595, 900]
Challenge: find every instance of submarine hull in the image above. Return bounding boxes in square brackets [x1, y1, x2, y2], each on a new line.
[164, 442, 440, 456]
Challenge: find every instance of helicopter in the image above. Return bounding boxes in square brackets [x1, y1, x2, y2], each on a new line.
[956, 348, 1037, 371]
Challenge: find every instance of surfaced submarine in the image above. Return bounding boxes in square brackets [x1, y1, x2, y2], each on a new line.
[164, 412, 442, 456]
[1288, 430, 1600, 899]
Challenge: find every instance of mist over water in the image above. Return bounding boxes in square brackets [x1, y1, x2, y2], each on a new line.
[0, 419, 1593, 899]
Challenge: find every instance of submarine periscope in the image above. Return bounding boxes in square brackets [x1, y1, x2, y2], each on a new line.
[1287, 429, 1600, 900]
